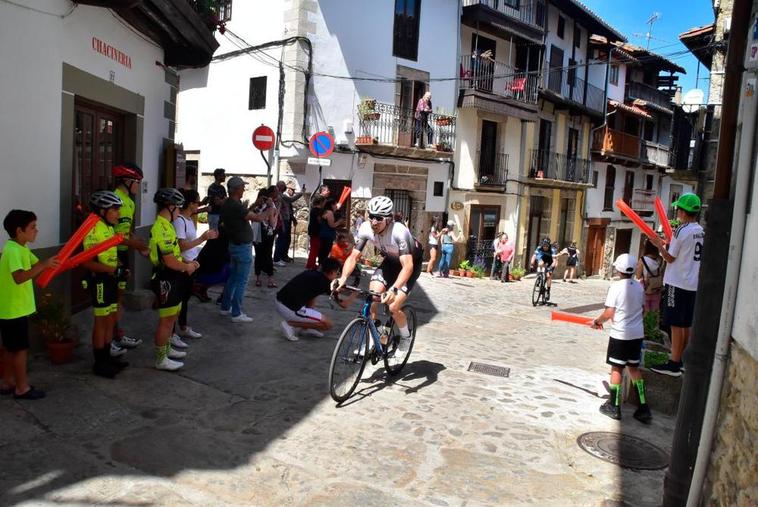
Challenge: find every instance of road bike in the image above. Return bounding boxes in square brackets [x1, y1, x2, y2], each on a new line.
[532, 265, 549, 306]
[328, 287, 417, 403]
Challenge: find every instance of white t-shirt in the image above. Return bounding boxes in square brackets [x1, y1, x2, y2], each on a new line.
[663, 222, 705, 291]
[428, 226, 438, 246]
[604, 278, 645, 340]
[173, 215, 200, 262]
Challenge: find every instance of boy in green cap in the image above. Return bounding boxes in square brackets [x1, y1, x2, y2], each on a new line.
[650, 193, 704, 377]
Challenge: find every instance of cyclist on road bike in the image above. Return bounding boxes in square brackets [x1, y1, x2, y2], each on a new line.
[334, 196, 423, 355]
[530, 237, 558, 301]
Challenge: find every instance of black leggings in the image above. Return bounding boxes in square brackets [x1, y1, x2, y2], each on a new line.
[178, 272, 195, 327]
[318, 237, 334, 267]
[254, 230, 275, 276]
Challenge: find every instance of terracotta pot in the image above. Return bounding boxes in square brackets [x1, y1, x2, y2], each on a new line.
[466, 271, 475, 278]
[47, 339, 76, 365]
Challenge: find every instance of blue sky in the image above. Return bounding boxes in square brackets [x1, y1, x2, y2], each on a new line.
[582, 0, 714, 93]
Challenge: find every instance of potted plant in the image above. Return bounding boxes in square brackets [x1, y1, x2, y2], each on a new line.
[434, 108, 453, 126]
[458, 260, 474, 277]
[510, 267, 525, 281]
[472, 265, 486, 279]
[35, 292, 76, 365]
[356, 135, 373, 145]
[358, 98, 380, 121]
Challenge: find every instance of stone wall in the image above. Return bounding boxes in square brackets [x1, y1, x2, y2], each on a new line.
[372, 163, 431, 241]
[703, 341, 758, 506]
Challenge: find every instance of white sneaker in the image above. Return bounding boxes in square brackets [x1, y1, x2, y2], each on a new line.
[274, 260, 287, 267]
[219, 309, 232, 316]
[116, 335, 142, 348]
[300, 329, 324, 338]
[281, 321, 298, 341]
[177, 326, 202, 339]
[395, 335, 412, 357]
[170, 334, 189, 349]
[155, 356, 183, 371]
[110, 342, 127, 357]
[231, 313, 254, 323]
[168, 347, 187, 359]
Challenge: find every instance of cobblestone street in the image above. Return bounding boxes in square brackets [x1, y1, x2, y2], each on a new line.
[0, 262, 675, 506]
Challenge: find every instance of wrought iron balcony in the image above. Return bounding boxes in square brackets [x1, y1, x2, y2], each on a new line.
[626, 81, 673, 112]
[462, 0, 546, 30]
[592, 127, 641, 160]
[355, 101, 456, 160]
[528, 149, 591, 184]
[475, 151, 509, 188]
[459, 55, 539, 106]
[542, 68, 604, 114]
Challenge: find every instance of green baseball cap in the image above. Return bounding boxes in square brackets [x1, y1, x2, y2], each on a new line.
[672, 193, 701, 213]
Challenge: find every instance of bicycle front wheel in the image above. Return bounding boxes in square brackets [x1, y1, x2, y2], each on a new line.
[532, 276, 543, 306]
[329, 318, 370, 402]
[384, 306, 417, 375]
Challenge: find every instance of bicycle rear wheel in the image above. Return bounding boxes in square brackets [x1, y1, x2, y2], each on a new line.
[532, 276, 544, 306]
[329, 318, 370, 402]
[384, 306, 417, 375]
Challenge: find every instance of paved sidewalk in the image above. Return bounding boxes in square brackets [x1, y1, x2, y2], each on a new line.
[0, 262, 674, 506]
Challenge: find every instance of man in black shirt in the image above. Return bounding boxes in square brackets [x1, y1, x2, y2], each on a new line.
[204, 168, 227, 230]
[219, 176, 264, 323]
[276, 259, 356, 341]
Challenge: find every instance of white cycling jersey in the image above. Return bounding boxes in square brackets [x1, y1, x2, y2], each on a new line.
[355, 220, 418, 259]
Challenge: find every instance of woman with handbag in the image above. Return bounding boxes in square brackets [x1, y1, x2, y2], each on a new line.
[635, 239, 664, 314]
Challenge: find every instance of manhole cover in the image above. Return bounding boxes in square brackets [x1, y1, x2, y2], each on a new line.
[577, 432, 669, 470]
[468, 362, 510, 378]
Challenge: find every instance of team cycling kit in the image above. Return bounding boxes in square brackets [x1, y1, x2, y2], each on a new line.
[354, 220, 423, 293]
[534, 247, 556, 272]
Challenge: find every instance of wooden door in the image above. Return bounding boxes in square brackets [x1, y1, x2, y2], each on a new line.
[585, 225, 606, 275]
[613, 229, 632, 260]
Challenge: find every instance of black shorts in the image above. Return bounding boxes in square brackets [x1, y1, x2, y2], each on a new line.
[663, 284, 696, 327]
[89, 273, 118, 317]
[151, 271, 188, 318]
[117, 250, 130, 290]
[606, 337, 643, 367]
[371, 250, 423, 295]
[0, 316, 30, 352]
[566, 258, 577, 267]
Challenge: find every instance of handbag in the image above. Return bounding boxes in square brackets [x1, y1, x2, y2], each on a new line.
[642, 257, 663, 294]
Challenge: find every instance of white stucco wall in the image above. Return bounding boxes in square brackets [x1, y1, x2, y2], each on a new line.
[0, 1, 170, 246]
[544, 5, 590, 72]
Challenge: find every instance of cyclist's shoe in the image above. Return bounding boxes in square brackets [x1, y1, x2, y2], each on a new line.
[170, 334, 189, 349]
[116, 335, 142, 348]
[394, 335, 412, 357]
[281, 321, 298, 341]
[110, 342, 127, 357]
[599, 399, 621, 420]
[545, 288, 551, 301]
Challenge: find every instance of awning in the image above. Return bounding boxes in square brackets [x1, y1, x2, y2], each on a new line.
[609, 100, 652, 119]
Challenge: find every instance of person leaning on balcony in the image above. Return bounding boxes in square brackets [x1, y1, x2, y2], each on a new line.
[414, 92, 433, 149]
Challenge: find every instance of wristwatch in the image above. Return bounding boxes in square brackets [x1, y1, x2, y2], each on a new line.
[391, 287, 399, 295]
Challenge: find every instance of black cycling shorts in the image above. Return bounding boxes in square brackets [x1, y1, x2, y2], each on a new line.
[371, 248, 423, 294]
[151, 271, 188, 318]
[88, 273, 118, 317]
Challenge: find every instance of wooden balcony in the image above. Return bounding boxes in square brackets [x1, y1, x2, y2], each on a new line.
[630, 188, 655, 217]
[592, 127, 640, 163]
[640, 140, 672, 168]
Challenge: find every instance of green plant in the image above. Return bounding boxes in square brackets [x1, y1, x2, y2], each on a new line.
[358, 98, 377, 117]
[458, 260, 473, 271]
[644, 310, 665, 344]
[472, 265, 486, 278]
[197, 212, 208, 224]
[511, 267, 526, 279]
[34, 293, 71, 342]
[643, 349, 670, 368]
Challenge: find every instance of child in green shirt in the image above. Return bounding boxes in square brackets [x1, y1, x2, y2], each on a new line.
[0, 210, 60, 400]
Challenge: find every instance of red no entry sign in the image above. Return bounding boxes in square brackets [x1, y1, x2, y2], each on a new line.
[252, 125, 275, 151]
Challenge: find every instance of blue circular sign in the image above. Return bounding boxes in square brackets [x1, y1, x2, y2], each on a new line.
[309, 131, 335, 158]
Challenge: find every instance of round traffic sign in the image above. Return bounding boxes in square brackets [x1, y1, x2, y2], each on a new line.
[252, 125, 275, 151]
[309, 131, 335, 158]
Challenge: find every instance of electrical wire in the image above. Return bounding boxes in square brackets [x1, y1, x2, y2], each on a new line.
[1, 0, 77, 17]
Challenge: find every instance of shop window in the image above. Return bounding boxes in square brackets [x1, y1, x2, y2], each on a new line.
[393, 0, 421, 61]
[249, 76, 266, 110]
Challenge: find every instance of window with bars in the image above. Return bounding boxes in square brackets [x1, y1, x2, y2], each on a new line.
[386, 189, 411, 224]
[216, 0, 232, 22]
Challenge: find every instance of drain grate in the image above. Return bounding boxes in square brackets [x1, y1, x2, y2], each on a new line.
[577, 432, 669, 470]
[467, 362, 510, 378]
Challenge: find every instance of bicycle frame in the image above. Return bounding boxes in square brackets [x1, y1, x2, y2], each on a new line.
[357, 294, 392, 357]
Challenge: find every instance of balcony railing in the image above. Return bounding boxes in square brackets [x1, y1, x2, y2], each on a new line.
[528, 149, 591, 184]
[543, 68, 604, 113]
[459, 55, 539, 105]
[592, 127, 641, 160]
[356, 102, 456, 153]
[462, 0, 546, 30]
[626, 81, 672, 111]
[630, 188, 655, 215]
[476, 151, 509, 187]
[640, 140, 671, 167]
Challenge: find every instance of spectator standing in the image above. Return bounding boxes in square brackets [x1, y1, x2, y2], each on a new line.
[426, 216, 440, 275]
[494, 233, 515, 282]
[253, 186, 279, 288]
[174, 189, 218, 339]
[437, 220, 460, 277]
[306, 195, 326, 269]
[558, 241, 580, 283]
[650, 193, 704, 377]
[274, 180, 304, 265]
[318, 198, 345, 267]
[0, 210, 59, 399]
[204, 168, 227, 231]
[414, 92, 433, 148]
[635, 239, 663, 315]
[219, 177, 265, 323]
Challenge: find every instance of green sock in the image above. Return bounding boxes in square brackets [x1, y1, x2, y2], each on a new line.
[610, 383, 621, 406]
[155, 344, 168, 362]
[634, 379, 647, 405]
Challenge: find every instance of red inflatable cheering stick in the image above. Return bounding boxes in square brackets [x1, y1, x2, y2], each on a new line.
[60, 234, 124, 272]
[37, 213, 100, 288]
[654, 197, 673, 242]
[338, 186, 352, 208]
[551, 311, 594, 326]
[615, 199, 658, 242]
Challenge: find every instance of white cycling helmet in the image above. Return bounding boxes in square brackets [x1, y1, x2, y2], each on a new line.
[613, 253, 637, 274]
[368, 196, 394, 217]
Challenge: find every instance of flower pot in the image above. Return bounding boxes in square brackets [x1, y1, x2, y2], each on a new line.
[47, 339, 75, 365]
[435, 118, 452, 126]
[362, 112, 381, 121]
[356, 135, 373, 145]
[450, 270, 459, 277]
[465, 271, 475, 278]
